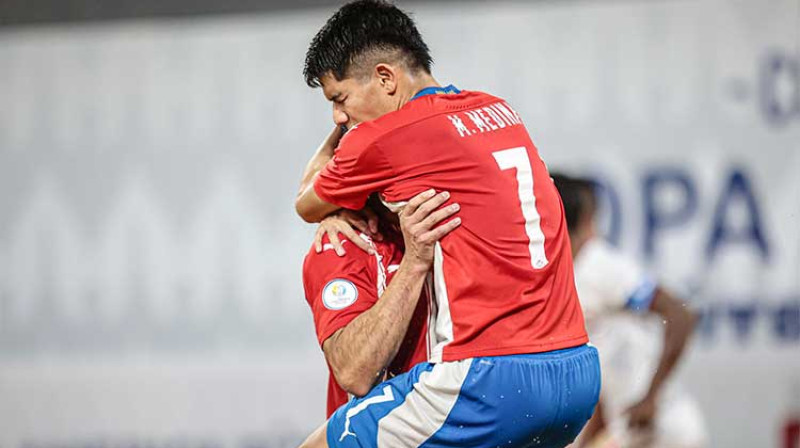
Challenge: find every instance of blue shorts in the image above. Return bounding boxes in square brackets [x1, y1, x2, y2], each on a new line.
[327, 344, 601, 448]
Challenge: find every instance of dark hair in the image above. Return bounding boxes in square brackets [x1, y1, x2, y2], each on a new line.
[551, 173, 596, 232]
[303, 0, 433, 87]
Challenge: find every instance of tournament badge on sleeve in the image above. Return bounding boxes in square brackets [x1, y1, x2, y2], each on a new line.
[322, 279, 359, 310]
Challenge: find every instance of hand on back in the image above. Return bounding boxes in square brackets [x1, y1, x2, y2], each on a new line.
[398, 189, 461, 273]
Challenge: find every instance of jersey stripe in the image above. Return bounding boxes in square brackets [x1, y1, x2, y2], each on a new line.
[429, 242, 455, 363]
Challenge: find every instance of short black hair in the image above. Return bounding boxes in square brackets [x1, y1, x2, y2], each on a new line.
[551, 173, 596, 233]
[303, 0, 433, 88]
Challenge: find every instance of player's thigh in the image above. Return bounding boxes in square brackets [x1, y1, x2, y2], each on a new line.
[328, 346, 600, 448]
[326, 361, 440, 448]
[327, 358, 509, 448]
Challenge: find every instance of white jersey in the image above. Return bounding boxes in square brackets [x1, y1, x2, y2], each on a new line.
[574, 238, 707, 447]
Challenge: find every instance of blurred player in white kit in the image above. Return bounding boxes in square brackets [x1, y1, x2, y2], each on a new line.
[553, 174, 709, 448]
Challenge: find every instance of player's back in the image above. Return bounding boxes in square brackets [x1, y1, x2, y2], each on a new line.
[358, 90, 587, 362]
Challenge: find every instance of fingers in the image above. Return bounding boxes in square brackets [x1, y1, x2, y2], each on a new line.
[410, 191, 450, 223]
[402, 189, 437, 217]
[340, 209, 382, 241]
[361, 207, 381, 239]
[314, 226, 325, 253]
[400, 190, 461, 246]
[321, 224, 374, 256]
[418, 216, 461, 244]
[327, 229, 345, 256]
[334, 209, 368, 234]
[315, 208, 380, 256]
[418, 202, 460, 231]
[340, 224, 375, 255]
[348, 216, 370, 235]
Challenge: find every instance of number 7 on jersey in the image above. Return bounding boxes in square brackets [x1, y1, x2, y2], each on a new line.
[492, 147, 549, 270]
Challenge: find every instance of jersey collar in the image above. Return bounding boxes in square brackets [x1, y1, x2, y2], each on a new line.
[410, 84, 461, 101]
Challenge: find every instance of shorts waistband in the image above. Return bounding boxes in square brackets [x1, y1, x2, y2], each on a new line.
[480, 344, 593, 362]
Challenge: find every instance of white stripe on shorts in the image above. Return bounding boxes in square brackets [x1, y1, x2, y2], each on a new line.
[376, 358, 473, 447]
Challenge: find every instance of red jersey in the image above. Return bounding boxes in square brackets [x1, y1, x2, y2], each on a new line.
[302, 234, 429, 417]
[314, 89, 588, 363]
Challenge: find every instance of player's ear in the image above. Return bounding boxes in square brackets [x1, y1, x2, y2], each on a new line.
[374, 63, 398, 95]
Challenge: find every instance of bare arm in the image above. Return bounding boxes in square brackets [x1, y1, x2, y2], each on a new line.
[295, 127, 344, 223]
[627, 287, 698, 428]
[323, 257, 428, 396]
[323, 190, 461, 396]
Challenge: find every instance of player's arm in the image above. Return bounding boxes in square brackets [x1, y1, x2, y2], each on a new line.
[627, 287, 698, 428]
[323, 189, 460, 397]
[295, 126, 344, 223]
[298, 124, 396, 224]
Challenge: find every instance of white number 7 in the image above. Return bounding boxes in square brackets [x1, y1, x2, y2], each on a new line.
[493, 147, 549, 270]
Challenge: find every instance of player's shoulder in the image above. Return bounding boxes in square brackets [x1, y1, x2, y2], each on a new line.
[336, 109, 428, 158]
[425, 90, 525, 131]
[448, 90, 513, 109]
[305, 234, 370, 263]
[337, 121, 385, 154]
[387, 89, 506, 125]
[461, 90, 505, 103]
[410, 90, 507, 118]
[343, 103, 427, 143]
[303, 234, 373, 271]
[342, 90, 509, 143]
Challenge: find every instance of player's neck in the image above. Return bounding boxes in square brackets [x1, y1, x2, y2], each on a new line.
[412, 73, 440, 92]
[396, 74, 441, 110]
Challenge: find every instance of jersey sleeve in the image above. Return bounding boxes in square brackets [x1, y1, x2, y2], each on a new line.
[314, 125, 396, 211]
[576, 239, 657, 315]
[302, 240, 380, 346]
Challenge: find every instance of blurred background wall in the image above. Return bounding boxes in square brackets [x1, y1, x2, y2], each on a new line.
[0, 0, 798, 447]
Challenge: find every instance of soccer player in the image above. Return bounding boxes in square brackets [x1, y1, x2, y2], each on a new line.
[552, 174, 708, 448]
[303, 193, 455, 415]
[295, 1, 600, 447]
